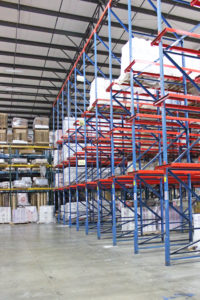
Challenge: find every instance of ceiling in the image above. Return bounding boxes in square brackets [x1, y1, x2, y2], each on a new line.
[0, 0, 199, 128]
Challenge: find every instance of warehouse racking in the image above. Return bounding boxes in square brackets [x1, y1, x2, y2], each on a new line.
[53, 0, 200, 265]
[0, 144, 54, 223]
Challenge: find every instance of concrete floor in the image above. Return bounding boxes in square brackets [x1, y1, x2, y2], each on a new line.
[0, 225, 200, 300]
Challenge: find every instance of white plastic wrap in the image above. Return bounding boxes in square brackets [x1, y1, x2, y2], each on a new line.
[55, 173, 63, 188]
[12, 117, 28, 128]
[0, 159, 5, 164]
[12, 158, 27, 164]
[17, 193, 29, 206]
[0, 181, 10, 188]
[25, 206, 38, 222]
[49, 131, 54, 145]
[193, 214, 200, 250]
[12, 140, 28, 145]
[13, 179, 31, 189]
[62, 117, 75, 134]
[33, 117, 49, 129]
[31, 158, 48, 165]
[119, 37, 199, 83]
[39, 206, 54, 224]
[0, 207, 11, 223]
[64, 167, 85, 186]
[54, 129, 62, 146]
[12, 207, 28, 223]
[33, 177, 48, 187]
[53, 149, 62, 166]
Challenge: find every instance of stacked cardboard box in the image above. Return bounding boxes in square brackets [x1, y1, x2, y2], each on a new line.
[0, 113, 8, 143]
[33, 117, 49, 145]
[12, 117, 28, 143]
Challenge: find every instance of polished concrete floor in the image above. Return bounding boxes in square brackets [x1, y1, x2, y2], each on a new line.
[0, 224, 200, 300]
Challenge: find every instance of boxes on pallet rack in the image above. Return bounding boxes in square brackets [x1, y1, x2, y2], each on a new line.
[12, 128, 28, 143]
[12, 118, 28, 129]
[33, 117, 49, 130]
[34, 129, 49, 145]
[0, 129, 7, 143]
[0, 113, 8, 129]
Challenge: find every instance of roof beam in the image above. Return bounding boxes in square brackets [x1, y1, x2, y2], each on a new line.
[0, 50, 120, 70]
[0, 91, 56, 98]
[0, 82, 60, 91]
[0, 0, 198, 24]
[0, 20, 125, 45]
[82, 0, 199, 26]
[0, 73, 63, 82]
[0, 109, 51, 116]
[0, 50, 72, 63]
[0, 36, 121, 57]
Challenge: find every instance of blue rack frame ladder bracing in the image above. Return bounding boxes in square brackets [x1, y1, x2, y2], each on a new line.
[53, 0, 200, 266]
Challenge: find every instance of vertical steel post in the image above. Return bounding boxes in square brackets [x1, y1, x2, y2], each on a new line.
[128, 0, 138, 253]
[83, 52, 89, 235]
[156, 0, 170, 265]
[108, 4, 116, 246]
[68, 82, 72, 227]
[74, 68, 79, 231]
[53, 106, 56, 215]
[61, 89, 66, 225]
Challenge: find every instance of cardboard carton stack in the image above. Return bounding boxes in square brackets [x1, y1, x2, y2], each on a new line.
[33, 117, 49, 145]
[12, 117, 28, 144]
[0, 113, 8, 143]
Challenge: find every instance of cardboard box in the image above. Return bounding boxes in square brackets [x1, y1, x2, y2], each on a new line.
[12, 117, 28, 129]
[33, 117, 49, 129]
[34, 129, 49, 144]
[0, 129, 7, 142]
[0, 113, 8, 128]
[19, 148, 35, 155]
[13, 128, 28, 142]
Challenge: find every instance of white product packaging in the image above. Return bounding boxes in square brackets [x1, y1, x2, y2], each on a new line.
[32, 158, 48, 165]
[12, 158, 27, 164]
[89, 78, 111, 109]
[12, 207, 28, 223]
[119, 37, 199, 83]
[39, 206, 55, 223]
[33, 178, 48, 187]
[0, 207, 11, 223]
[53, 149, 62, 166]
[121, 207, 135, 232]
[54, 129, 62, 146]
[25, 206, 38, 222]
[55, 172, 63, 188]
[62, 117, 75, 134]
[13, 179, 30, 189]
[17, 193, 29, 206]
[33, 117, 49, 130]
[12, 117, 28, 128]
[193, 214, 200, 250]
[0, 181, 10, 189]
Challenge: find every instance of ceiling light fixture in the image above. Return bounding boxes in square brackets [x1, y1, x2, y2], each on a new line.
[5, 69, 23, 74]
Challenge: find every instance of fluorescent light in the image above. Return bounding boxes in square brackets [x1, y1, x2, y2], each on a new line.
[77, 75, 84, 82]
[5, 87, 21, 91]
[6, 69, 23, 73]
